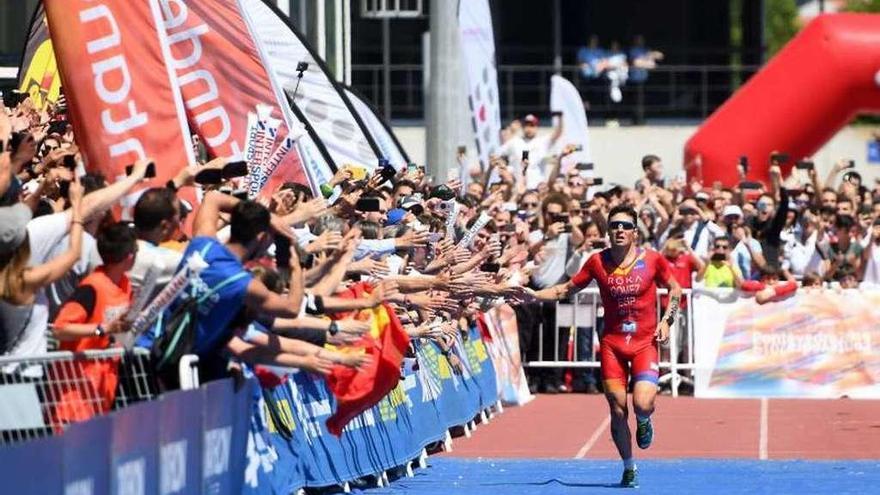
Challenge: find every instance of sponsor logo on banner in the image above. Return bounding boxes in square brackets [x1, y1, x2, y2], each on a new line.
[116, 458, 146, 495]
[43, 0, 195, 182]
[64, 478, 94, 495]
[158, 0, 306, 196]
[159, 440, 187, 495]
[202, 426, 232, 479]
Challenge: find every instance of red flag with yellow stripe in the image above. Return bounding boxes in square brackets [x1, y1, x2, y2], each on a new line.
[325, 283, 410, 436]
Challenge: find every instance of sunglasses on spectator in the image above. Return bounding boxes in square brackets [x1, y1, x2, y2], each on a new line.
[609, 220, 636, 231]
[680, 208, 699, 215]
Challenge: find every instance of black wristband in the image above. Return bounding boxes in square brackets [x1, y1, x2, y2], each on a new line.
[328, 321, 339, 336]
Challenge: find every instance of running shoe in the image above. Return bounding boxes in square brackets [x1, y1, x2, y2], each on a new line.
[636, 417, 654, 449]
[620, 467, 639, 488]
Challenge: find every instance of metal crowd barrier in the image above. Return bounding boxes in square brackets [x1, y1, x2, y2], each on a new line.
[524, 288, 696, 397]
[0, 348, 158, 445]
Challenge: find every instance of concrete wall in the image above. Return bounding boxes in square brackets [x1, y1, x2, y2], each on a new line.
[393, 125, 880, 188]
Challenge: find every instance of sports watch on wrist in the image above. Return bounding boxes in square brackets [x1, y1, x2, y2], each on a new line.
[328, 321, 339, 336]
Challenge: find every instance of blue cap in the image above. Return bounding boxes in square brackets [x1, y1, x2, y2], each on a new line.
[386, 208, 406, 226]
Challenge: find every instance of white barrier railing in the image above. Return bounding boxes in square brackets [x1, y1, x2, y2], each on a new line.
[524, 288, 696, 397]
[0, 348, 157, 444]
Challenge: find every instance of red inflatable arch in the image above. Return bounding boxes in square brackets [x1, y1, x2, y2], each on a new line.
[684, 14, 880, 187]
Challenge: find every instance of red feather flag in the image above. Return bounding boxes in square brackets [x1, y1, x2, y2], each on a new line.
[325, 283, 410, 436]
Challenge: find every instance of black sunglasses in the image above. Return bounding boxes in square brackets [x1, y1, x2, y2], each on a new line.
[609, 220, 636, 231]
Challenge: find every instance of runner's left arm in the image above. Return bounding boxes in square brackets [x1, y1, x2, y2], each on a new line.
[654, 254, 682, 343]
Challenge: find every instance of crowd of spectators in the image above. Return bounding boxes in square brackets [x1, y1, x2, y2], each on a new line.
[1, 90, 877, 420]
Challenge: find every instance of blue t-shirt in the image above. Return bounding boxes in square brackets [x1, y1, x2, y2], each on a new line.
[137, 236, 253, 356]
[577, 47, 606, 78]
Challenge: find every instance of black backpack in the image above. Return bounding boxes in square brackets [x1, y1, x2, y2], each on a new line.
[149, 250, 248, 391]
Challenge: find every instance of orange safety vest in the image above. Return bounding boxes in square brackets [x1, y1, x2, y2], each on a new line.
[50, 267, 131, 428]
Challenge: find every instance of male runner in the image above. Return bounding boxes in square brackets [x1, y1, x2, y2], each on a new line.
[521, 205, 682, 487]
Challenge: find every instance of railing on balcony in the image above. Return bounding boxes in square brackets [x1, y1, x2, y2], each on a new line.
[350, 63, 761, 124]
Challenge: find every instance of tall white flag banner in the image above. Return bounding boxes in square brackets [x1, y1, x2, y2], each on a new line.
[550, 75, 592, 174]
[458, 0, 502, 170]
[239, 0, 381, 181]
[344, 87, 410, 169]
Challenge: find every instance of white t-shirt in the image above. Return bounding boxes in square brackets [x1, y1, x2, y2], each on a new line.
[659, 220, 724, 260]
[3, 211, 100, 377]
[529, 230, 571, 288]
[499, 134, 554, 190]
[128, 239, 184, 300]
[783, 230, 821, 279]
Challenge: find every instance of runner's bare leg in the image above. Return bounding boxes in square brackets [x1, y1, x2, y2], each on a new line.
[604, 388, 632, 461]
[632, 382, 657, 419]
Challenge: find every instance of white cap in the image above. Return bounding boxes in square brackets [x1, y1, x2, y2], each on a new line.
[722, 205, 743, 218]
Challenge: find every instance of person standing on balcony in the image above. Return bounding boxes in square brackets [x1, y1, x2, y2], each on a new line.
[518, 204, 681, 488]
[577, 34, 607, 79]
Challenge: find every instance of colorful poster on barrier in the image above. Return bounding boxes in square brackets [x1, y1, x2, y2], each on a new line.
[693, 290, 880, 399]
[482, 305, 534, 405]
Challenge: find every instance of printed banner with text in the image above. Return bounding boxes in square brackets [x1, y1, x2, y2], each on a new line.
[693, 290, 880, 399]
[44, 0, 195, 183]
[159, 0, 308, 197]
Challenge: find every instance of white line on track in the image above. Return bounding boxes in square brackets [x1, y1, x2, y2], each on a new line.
[575, 416, 611, 459]
[759, 398, 769, 460]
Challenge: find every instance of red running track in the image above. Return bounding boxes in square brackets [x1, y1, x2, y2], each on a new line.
[442, 395, 880, 460]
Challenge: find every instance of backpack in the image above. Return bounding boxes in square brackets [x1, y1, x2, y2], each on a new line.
[150, 244, 249, 391]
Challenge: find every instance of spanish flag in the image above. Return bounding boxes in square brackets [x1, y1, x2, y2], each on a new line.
[326, 282, 410, 436]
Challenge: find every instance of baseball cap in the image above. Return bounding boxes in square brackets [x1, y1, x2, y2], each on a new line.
[523, 114, 539, 125]
[386, 208, 406, 226]
[0, 203, 33, 255]
[722, 205, 743, 218]
[398, 195, 424, 215]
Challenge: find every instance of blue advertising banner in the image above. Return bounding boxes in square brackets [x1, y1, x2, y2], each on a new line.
[202, 379, 238, 495]
[158, 389, 203, 495]
[230, 379, 254, 492]
[402, 357, 446, 449]
[111, 400, 160, 495]
[465, 325, 498, 411]
[0, 434, 63, 494]
[291, 371, 379, 487]
[64, 415, 112, 495]
[244, 379, 307, 495]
